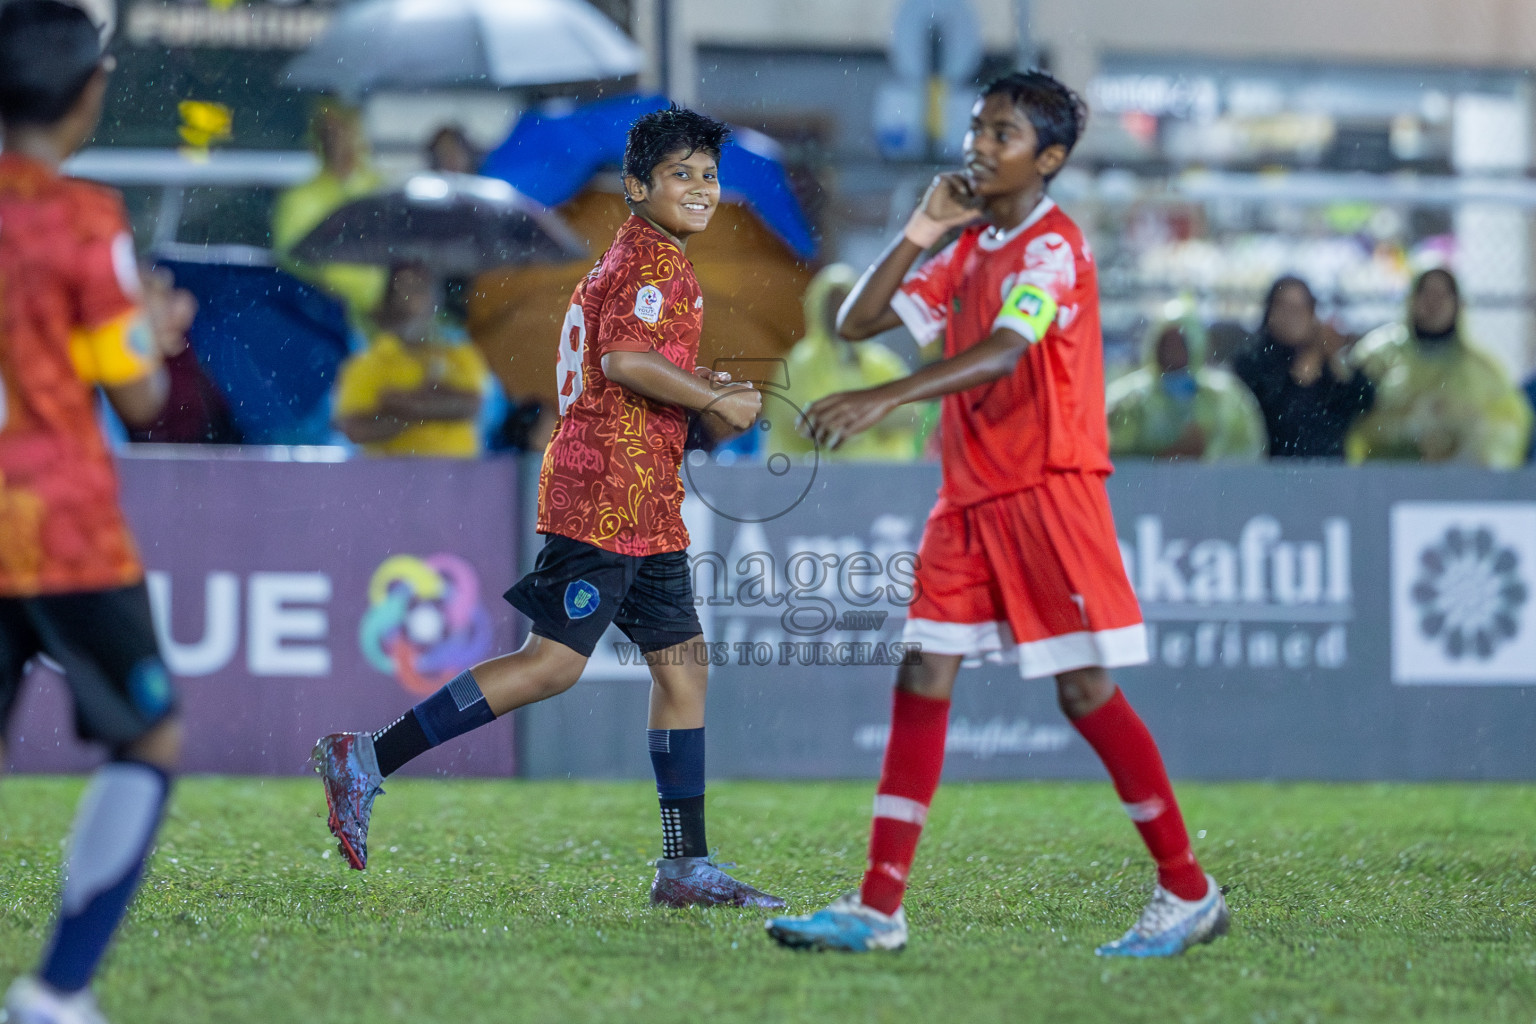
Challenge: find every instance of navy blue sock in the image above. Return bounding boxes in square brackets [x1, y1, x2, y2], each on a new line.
[648, 728, 707, 859]
[375, 671, 495, 776]
[40, 761, 170, 993]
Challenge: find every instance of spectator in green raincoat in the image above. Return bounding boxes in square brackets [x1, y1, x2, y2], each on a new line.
[768, 263, 928, 461]
[1106, 312, 1267, 461]
[271, 99, 388, 322]
[1347, 268, 1533, 467]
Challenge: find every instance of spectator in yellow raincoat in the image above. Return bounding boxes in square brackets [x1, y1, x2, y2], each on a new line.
[1106, 312, 1267, 461]
[1347, 268, 1533, 467]
[271, 100, 388, 321]
[767, 263, 927, 461]
[334, 263, 492, 458]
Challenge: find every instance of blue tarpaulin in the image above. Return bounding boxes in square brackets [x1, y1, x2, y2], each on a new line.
[159, 259, 354, 445]
[480, 93, 818, 261]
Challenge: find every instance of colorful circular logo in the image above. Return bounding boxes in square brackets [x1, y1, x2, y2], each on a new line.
[360, 554, 493, 695]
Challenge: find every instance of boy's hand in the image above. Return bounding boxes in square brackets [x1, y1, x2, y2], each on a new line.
[906, 172, 983, 248]
[800, 385, 897, 451]
[706, 383, 761, 432]
[140, 264, 195, 359]
[695, 366, 733, 385]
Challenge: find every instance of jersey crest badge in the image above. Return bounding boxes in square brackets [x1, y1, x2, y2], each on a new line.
[634, 284, 664, 324]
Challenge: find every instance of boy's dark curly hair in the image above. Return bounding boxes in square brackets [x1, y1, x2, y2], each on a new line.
[622, 105, 732, 191]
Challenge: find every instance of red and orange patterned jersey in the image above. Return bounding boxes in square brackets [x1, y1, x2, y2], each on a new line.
[537, 216, 703, 556]
[0, 154, 156, 596]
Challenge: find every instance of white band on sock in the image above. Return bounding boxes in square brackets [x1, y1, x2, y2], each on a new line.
[61, 763, 165, 916]
[873, 793, 928, 825]
[1122, 797, 1166, 823]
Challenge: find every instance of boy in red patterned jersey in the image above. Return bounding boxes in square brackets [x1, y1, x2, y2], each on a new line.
[0, 4, 196, 1021]
[768, 71, 1229, 956]
[313, 107, 782, 909]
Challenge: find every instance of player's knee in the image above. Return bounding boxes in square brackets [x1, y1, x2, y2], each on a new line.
[1055, 668, 1114, 720]
[538, 670, 582, 700]
[118, 714, 182, 770]
[649, 659, 708, 698]
[895, 653, 959, 701]
[518, 636, 587, 696]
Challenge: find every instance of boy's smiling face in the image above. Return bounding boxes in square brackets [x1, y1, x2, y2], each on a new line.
[962, 93, 1066, 201]
[624, 147, 720, 241]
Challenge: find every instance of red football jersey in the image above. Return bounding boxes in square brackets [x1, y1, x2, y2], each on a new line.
[0, 154, 155, 596]
[891, 198, 1113, 513]
[537, 216, 702, 556]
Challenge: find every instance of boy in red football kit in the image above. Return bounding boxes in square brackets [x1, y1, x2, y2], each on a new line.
[767, 72, 1229, 955]
[0, 3, 196, 1021]
[313, 107, 783, 909]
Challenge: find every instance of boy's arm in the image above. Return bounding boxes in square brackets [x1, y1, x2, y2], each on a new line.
[839, 172, 983, 340]
[100, 268, 195, 429]
[379, 384, 482, 422]
[801, 327, 1032, 449]
[601, 351, 761, 431]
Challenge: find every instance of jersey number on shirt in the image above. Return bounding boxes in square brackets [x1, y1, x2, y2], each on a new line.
[557, 304, 587, 416]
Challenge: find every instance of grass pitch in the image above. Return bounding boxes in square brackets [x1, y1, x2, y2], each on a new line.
[1, 777, 1533, 1023]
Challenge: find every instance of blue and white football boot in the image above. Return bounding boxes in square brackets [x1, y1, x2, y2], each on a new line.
[766, 892, 908, 952]
[1095, 874, 1229, 957]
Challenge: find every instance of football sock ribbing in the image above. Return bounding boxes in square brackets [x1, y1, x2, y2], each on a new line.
[373, 670, 494, 777]
[648, 728, 708, 859]
[372, 710, 429, 778]
[1069, 687, 1209, 901]
[40, 760, 170, 993]
[860, 689, 949, 915]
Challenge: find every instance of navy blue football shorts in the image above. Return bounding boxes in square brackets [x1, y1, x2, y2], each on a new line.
[504, 534, 703, 659]
[0, 582, 178, 749]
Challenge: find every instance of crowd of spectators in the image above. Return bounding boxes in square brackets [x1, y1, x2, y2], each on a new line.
[767, 263, 1534, 469]
[1103, 270, 1534, 467]
[141, 97, 1536, 471]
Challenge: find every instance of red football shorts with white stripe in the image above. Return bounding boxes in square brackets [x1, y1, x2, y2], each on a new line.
[901, 471, 1147, 679]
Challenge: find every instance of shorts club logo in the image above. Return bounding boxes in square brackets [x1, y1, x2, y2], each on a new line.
[633, 284, 664, 324]
[565, 580, 601, 619]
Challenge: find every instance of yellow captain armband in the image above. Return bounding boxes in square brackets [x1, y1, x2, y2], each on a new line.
[995, 282, 1058, 343]
[69, 309, 158, 386]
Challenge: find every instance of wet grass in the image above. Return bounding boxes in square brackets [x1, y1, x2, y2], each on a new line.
[1, 778, 1534, 1023]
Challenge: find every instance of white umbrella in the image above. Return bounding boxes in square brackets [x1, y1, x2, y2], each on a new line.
[282, 0, 644, 96]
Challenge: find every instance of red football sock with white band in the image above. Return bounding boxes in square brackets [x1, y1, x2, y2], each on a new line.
[860, 689, 950, 915]
[1069, 687, 1209, 901]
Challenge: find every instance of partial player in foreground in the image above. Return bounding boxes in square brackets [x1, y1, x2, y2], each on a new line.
[0, 3, 195, 1021]
[313, 107, 780, 909]
[767, 71, 1229, 956]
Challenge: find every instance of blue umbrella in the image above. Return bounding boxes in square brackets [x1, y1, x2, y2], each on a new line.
[480, 93, 818, 261]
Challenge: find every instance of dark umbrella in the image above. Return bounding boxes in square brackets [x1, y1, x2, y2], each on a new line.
[292, 173, 586, 275]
